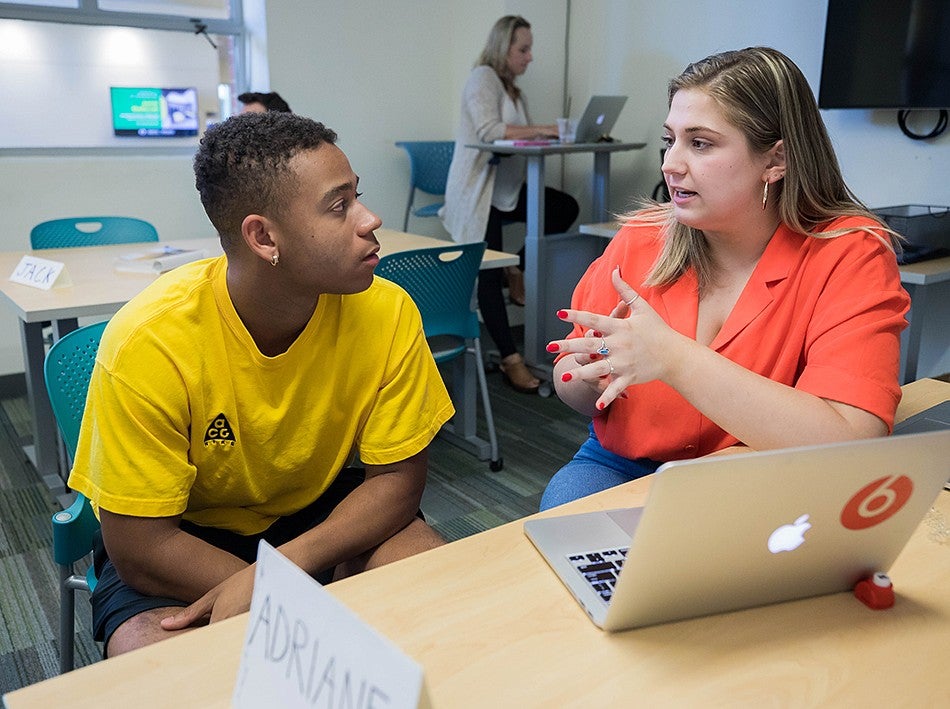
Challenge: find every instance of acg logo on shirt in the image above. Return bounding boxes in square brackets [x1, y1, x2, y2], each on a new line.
[204, 413, 236, 447]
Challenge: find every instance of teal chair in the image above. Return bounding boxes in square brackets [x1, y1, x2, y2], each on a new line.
[45, 321, 108, 673]
[29, 217, 156, 346]
[394, 141, 454, 231]
[31, 216, 158, 249]
[376, 242, 502, 471]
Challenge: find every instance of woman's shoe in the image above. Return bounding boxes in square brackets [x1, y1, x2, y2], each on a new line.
[499, 353, 540, 394]
[504, 266, 526, 306]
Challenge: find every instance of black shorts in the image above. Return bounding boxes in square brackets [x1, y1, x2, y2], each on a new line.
[91, 467, 370, 650]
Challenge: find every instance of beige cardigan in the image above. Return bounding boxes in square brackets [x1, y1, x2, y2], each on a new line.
[440, 66, 530, 244]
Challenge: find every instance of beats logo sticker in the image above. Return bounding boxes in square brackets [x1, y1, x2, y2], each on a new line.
[841, 475, 913, 530]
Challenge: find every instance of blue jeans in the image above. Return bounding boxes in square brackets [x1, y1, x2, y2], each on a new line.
[540, 424, 662, 511]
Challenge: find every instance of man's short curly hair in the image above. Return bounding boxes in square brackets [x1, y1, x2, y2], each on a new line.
[194, 112, 337, 248]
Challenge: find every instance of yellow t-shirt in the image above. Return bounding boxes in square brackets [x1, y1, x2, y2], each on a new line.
[68, 255, 454, 535]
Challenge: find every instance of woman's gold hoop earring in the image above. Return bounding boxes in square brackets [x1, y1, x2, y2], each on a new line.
[270, 253, 279, 267]
[761, 180, 769, 210]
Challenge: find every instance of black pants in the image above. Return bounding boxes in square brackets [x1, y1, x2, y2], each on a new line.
[479, 184, 579, 358]
[91, 468, 369, 650]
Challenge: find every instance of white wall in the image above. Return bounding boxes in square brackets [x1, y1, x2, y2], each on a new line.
[0, 18, 223, 375]
[265, 0, 568, 241]
[0, 0, 947, 376]
[0, 20, 219, 149]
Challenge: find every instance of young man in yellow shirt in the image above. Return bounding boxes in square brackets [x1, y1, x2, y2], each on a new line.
[69, 112, 454, 656]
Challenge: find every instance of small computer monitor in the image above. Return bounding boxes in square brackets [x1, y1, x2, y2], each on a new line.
[110, 87, 199, 137]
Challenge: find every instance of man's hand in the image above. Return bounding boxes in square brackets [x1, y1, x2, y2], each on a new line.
[160, 564, 257, 630]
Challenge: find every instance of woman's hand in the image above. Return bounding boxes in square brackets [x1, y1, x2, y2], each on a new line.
[549, 267, 690, 412]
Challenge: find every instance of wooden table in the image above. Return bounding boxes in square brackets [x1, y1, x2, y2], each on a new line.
[6, 378, 948, 707]
[0, 230, 517, 486]
[580, 221, 950, 385]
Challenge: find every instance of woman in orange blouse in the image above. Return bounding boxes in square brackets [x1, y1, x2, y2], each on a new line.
[542, 47, 910, 510]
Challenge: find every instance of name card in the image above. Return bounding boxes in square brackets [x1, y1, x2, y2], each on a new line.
[233, 541, 430, 709]
[9, 255, 72, 290]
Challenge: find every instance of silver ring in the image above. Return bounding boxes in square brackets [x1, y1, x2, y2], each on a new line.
[597, 338, 610, 356]
[605, 357, 615, 375]
[625, 293, 640, 307]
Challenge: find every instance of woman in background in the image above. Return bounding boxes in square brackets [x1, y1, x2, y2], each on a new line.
[542, 47, 910, 509]
[441, 15, 579, 394]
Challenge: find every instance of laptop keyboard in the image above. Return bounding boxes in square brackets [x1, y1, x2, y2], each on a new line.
[567, 546, 629, 603]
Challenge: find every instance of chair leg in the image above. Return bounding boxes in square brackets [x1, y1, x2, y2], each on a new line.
[472, 337, 503, 471]
[59, 565, 75, 674]
[403, 191, 415, 232]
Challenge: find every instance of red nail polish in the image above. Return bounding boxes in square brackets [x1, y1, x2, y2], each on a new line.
[557, 310, 568, 319]
[546, 343, 560, 353]
[561, 372, 573, 382]
[592, 330, 603, 338]
[597, 401, 606, 410]
[589, 353, 601, 361]
[619, 391, 628, 399]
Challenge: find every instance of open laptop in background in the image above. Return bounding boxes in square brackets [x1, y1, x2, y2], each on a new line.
[524, 430, 950, 631]
[893, 400, 950, 435]
[893, 400, 950, 489]
[572, 95, 628, 143]
[492, 95, 628, 146]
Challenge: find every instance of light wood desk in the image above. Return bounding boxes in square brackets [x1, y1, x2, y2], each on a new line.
[580, 221, 950, 385]
[6, 378, 948, 707]
[0, 230, 517, 486]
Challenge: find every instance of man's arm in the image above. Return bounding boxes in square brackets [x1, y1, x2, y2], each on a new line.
[161, 449, 433, 627]
[280, 449, 430, 574]
[99, 511, 249, 602]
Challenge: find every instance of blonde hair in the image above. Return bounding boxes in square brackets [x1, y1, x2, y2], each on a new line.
[630, 47, 897, 291]
[476, 15, 530, 100]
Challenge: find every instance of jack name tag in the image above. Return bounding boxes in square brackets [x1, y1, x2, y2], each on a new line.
[9, 255, 72, 290]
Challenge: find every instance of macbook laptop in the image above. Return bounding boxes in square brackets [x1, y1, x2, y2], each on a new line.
[491, 95, 628, 147]
[573, 95, 627, 143]
[893, 400, 950, 435]
[524, 430, 950, 631]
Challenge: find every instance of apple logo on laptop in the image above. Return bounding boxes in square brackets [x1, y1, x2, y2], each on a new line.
[767, 514, 811, 553]
[596, 113, 606, 125]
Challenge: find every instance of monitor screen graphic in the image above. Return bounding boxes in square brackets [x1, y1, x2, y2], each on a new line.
[110, 87, 199, 137]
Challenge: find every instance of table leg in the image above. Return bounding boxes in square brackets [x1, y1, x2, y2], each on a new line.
[437, 349, 491, 460]
[20, 320, 65, 493]
[592, 151, 611, 221]
[900, 283, 924, 384]
[523, 155, 546, 373]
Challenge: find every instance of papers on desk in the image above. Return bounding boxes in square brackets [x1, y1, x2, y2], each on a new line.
[114, 244, 207, 274]
[492, 138, 559, 146]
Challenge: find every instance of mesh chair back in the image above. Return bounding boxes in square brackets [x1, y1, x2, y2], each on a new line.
[377, 242, 501, 471]
[376, 242, 485, 350]
[44, 321, 107, 460]
[31, 216, 159, 249]
[395, 141, 455, 230]
[395, 141, 454, 196]
[46, 323, 106, 674]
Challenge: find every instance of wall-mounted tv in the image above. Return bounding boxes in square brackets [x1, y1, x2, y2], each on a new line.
[110, 86, 199, 137]
[818, 0, 950, 109]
